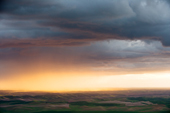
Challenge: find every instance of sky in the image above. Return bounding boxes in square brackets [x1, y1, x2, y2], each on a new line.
[0, 0, 170, 91]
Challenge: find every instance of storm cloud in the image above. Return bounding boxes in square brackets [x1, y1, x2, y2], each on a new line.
[0, 0, 170, 79]
[0, 0, 169, 48]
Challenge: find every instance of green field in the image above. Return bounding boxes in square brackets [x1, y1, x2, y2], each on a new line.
[0, 89, 170, 113]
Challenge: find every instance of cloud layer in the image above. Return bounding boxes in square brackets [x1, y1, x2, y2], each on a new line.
[0, 0, 170, 48]
[0, 0, 170, 80]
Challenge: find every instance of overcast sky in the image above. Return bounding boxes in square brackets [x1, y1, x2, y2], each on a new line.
[0, 0, 170, 91]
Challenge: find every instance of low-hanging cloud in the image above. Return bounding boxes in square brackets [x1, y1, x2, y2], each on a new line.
[0, 0, 170, 48]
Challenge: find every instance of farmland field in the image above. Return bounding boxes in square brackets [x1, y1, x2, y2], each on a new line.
[0, 89, 170, 113]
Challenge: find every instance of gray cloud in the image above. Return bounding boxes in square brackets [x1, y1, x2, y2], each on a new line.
[0, 0, 170, 48]
[1, 0, 170, 77]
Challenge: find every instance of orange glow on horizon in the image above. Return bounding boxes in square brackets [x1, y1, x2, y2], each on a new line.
[1, 71, 170, 92]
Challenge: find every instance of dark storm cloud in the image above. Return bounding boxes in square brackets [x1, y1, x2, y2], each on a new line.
[0, 0, 6, 12]
[0, 0, 170, 48]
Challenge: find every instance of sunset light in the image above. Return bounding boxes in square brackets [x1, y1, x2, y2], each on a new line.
[0, 0, 170, 112]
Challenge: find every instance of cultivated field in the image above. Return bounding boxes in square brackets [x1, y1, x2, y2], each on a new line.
[0, 89, 170, 113]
